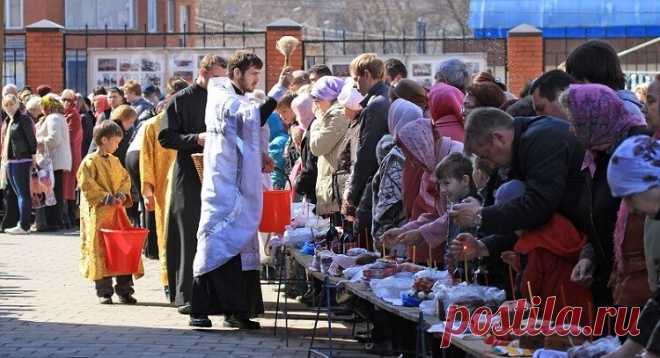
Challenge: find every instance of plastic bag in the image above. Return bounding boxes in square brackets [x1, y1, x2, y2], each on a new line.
[441, 283, 506, 316]
[567, 336, 620, 358]
[283, 227, 316, 248]
[370, 272, 415, 301]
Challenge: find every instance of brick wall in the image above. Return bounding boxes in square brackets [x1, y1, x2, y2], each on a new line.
[24, 0, 65, 26]
[265, 26, 303, 90]
[507, 31, 543, 96]
[26, 29, 64, 92]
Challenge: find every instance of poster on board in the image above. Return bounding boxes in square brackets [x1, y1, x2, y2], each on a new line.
[88, 48, 266, 95]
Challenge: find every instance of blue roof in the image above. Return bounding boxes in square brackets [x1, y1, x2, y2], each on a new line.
[469, 0, 660, 38]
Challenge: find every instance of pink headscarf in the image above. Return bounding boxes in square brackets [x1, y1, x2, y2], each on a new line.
[397, 118, 437, 172]
[388, 98, 423, 139]
[292, 93, 314, 131]
[428, 83, 464, 122]
[567, 84, 647, 151]
[94, 95, 110, 119]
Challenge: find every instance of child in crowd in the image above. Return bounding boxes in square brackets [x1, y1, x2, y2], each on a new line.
[434, 152, 480, 278]
[496, 180, 592, 323]
[78, 121, 140, 304]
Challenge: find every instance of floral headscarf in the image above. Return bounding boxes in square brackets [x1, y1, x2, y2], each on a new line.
[388, 98, 423, 139]
[567, 84, 646, 151]
[607, 135, 660, 198]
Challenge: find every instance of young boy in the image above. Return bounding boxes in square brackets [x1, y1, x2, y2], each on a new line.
[435, 152, 480, 277]
[78, 120, 139, 304]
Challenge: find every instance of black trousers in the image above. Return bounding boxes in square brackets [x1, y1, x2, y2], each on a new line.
[1, 187, 19, 231]
[94, 275, 134, 298]
[45, 170, 64, 230]
[124, 151, 142, 227]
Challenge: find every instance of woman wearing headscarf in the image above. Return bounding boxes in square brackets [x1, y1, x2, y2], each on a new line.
[92, 95, 110, 123]
[428, 82, 465, 142]
[605, 135, 660, 358]
[559, 84, 650, 310]
[308, 76, 349, 217]
[383, 118, 463, 264]
[291, 93, 317, 204]
[371, 99, 422, 246]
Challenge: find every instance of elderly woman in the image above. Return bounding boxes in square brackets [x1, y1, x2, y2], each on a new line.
[25, 96, 43, 123]
[389, 79, 427, 112]
[1, 94, 37, 234]
[371, 99, 422, 246]
[604, 135, 660, 358]
[383, 118, 464, 264]
[428, 82, 466, 142]
[308, 76, 349, 218]
[558, 84, 650, 309]
[434, 58, 470, 94]
[61, 89, 83, 228]
[36, 94, 72, 231]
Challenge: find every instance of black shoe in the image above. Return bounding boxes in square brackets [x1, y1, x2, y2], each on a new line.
[189, 315, 212, 328]
[99, 296, 113, 304]
[118, 294, 137, 304]
[164, 286, 170, 301]
[177, 304, 192, 315]
[223, 316, 261, 330]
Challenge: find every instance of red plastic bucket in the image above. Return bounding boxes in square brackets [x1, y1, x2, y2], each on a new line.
[259, 190, 292, 233]
[101, 227, 148, 274]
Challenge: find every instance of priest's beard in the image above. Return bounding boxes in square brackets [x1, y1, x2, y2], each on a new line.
[234, 74, 258, 94]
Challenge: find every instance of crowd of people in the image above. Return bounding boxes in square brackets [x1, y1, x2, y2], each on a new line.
[1, 39, 660, 357]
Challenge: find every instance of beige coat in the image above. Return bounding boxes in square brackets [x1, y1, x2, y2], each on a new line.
[36, 113, 72, 172]
[309, 103, 349, 216]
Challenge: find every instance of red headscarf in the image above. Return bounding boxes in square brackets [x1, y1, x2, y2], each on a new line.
[94, 95, 110, 119]
[427, 83, 465, 141]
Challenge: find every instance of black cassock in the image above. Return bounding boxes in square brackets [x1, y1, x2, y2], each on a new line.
[158, 83, 207, 306]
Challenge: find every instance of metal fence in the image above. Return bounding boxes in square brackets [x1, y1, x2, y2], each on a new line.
[301, 31, 507, 75]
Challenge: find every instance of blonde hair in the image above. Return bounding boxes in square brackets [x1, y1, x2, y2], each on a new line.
[110, 104, 137, 121]
[26, 96, 42, 113]
[199, 55, 227, 71]
[41, 94, 64, 113]
[349, 53, 384, 80]
[61, 89, 76, 99]
[2, 94, 19, 107]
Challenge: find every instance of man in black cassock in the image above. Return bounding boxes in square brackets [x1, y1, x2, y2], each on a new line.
[158, 55, 227, 313]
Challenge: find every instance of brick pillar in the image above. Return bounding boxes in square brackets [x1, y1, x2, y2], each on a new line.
[507, 24, 543, 97]
[26, 20, 65, 92]
[265, 19, 303, 90]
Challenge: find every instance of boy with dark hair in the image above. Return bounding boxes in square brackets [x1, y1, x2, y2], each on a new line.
[308, 64, 332, 83]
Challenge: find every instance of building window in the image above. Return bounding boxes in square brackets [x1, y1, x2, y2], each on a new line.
[4, 0, 23, 29]
[148, 0, 158, 32]
[3, 36, 26, 88]
[65, 0, 135, 30]
[65, 50, 87, 94]
[179, 5, 189, 32]
[167, 0, 175, 32]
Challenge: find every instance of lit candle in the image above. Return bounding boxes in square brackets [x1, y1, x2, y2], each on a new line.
[527, 281, 533, 301]
[382, 243, 386, 258]
[412, 245, 416, 263]
[428, 245, 433, 267]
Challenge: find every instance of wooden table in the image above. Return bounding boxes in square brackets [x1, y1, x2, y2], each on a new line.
[288, 248, 516, 357]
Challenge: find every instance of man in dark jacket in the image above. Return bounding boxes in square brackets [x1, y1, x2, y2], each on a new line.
[343, 54, 390, 224]
[448, 108, 602, 272]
